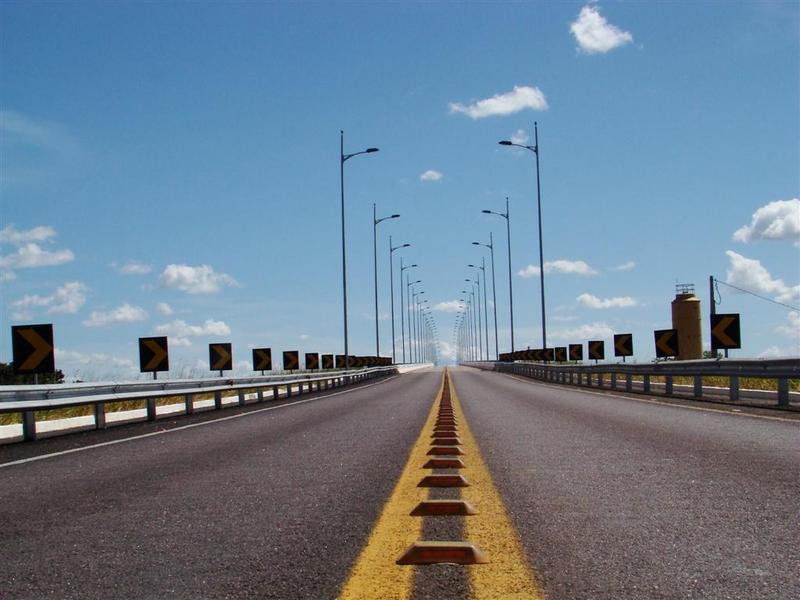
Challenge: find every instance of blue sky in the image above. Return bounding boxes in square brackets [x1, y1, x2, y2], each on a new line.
[1, 1, 798, 380]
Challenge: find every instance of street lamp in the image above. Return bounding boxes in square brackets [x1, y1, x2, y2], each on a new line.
[341, 131, 379, 369]
[469, 262, 489, 360]
[465, 278, 482, 360]
[400, 264, 418, 362]
[499, 122, 546, 349]
[373, 205, 400, 357]
[461, 290, 476, 361]
[389, 238, 410, 364]
[473, 234, 499, 359]
[407, 279, 422, 362]
[482, 198, 515, 352]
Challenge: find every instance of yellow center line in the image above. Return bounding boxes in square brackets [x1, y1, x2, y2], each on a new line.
[450, 372, 546, 599]
[338, 369, 547, 599]
[337, 372, 444, 599]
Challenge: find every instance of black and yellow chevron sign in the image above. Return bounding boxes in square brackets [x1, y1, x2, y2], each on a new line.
[613, 333, 633, 357]
[569, 344, 583, 361]
[305, 353, 320, 370]
[335, 355, 346, 368]
[139, 336, 169, 373]
[554, 347, 567, 362]
[253, 348, 272, 371]
[322, 354, 334, 369]
[209, 343, 233, 371]
[283, 350, 300, 371]
[711, 313, 741, 351]
[12, 324, 55, 375]
[588, 340, 605, 360]
[654, 329, 679, 358]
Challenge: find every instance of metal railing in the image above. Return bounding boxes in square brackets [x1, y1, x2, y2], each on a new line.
[0, 367, 397, 442]
[463, 359, 800, 408]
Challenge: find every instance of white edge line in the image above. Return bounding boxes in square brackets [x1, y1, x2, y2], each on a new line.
[0, 375, 399, 469]
[498, 372, 799, 424]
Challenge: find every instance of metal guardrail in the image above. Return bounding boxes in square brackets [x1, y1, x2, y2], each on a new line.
[463, 359, 800, 407]
[0, 367, 398, 442]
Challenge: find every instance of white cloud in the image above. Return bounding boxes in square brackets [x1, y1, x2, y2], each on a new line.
[759, 345, 799, 358]
[725, 250, 800, 304]
[300, 334, 311, 341]
[510, 129, 529, 145]
[420, 169, 443, 182]
[518, 259, 598, 277]
[570, 4, 633, 54]
[577, 293, 638, 309]
[775, 311, 800, 341]
[449, 85, 548, 119]
[12, 281, 88, 315]
[614, 261, 636, 271]
[1, 270, 16, 282]
[432, 300, 463, 313]
[115, 260, 152, 275]
[154, 319, 231, 347]
[551, 321, 615, 343]
[159, 264, 238, 294]
[733, 199, 800, 246]
[156, 302, 174, 316]
[0, 225, 57, 245]
[83, 303, 148, 327]
[0, 243, 74, 269]
[438, 341, 457, 361]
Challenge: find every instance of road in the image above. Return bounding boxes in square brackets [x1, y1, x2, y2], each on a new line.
[1, 366, 798, 599]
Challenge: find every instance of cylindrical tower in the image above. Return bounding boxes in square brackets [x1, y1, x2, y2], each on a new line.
[671, 284, 702, 360]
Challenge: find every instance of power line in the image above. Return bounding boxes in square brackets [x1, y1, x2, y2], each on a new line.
[714, 278, 800, 312]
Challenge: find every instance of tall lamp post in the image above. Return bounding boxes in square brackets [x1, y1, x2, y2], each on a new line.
[473, 234, 499, 359]
[482, 197, 515, 352]
[341, 131, 379, 369]
[499, 122, 546, 349]
[465, 278, 482, 360]
[389, 238, 410, 364]
[373, 205, 400, 357]
[407, 278, 422, 362]
[468, 261, 489, 360]
[399, 261, 418, 363]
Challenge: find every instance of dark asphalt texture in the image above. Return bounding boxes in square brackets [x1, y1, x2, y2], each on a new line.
[0, 370, 441, 599]
[451, 366, 800, 600]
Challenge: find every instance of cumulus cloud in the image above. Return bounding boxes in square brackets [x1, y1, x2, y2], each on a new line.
[577, 293, 638, 309]
[156, 302, 174, 316]
[115, 260, 152, 275]
[776, 311, 800, 341]
[510, 129, 529, 145]
[154, 318, 231, 346]
[570, 4, 633, 54]
[432, 300, 463, 313]
[550, 321, 615, 343]
[0, 225, 57, 245]
[449, 85, 548, 119]
[614, 261, 636, 271]
[83, 303, 148, 327]
[438, 341, 457, 361]
[420, 170, 443, 182]
[725, 251, 799, 304]
[55, 348, 137, 371]
[159, 264, 238, 294]
[733, 199, 800, 246]
[518, 259, 598, 277]
[0, 243, 74, 269]
[12, 281, 88, 315]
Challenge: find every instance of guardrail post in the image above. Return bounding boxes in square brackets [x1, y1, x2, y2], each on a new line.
[147, 397, 157, 421]
[626, 374, 632, 392]
[257, 389, 264, 403]
[610, 373, 617, 389]
[185, 393, 194, 414]
[777, 378, 789, 407]
[22, 410, 36, 441]
[597, 373, 603, 388]
[729, 376, 739, 402]
[643, 375, 651, 394]
[286, 383, 292, 398]
[238, 389, 246, 406]
[665, 375, 673, 396]
[214, 390, 222, 410]
[272, 385, 279, 401]
[693, 375, 703, 399]
[95, 402, 106, 430]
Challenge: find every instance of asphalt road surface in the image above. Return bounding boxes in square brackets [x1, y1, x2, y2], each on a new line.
[1, 366, 798, 599]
